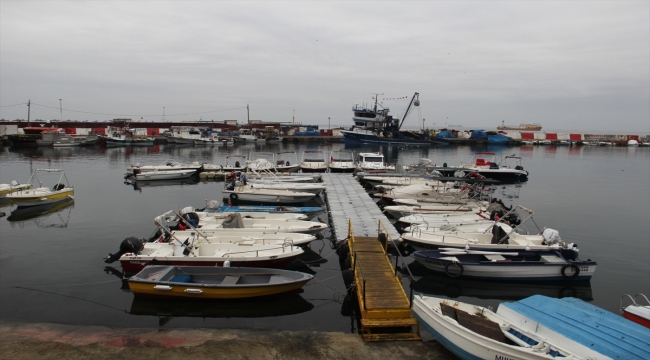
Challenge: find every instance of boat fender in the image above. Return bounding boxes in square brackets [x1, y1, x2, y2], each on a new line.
[235, 161, 240, 168]
[444, 262, 464, 278]
[230, 193, 238, 201]
[104, 236, 144, 264]
[561, 264, 580, 279]
[223, 260, 230, 267]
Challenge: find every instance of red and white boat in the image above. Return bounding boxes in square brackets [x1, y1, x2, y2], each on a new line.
[622, 294, 650, 329]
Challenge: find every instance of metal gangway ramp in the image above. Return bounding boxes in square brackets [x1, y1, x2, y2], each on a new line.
[346, 220, 420, 341]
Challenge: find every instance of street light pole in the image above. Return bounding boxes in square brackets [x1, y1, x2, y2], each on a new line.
[59, 99, 62, 123]
[328, 117, 330, 130]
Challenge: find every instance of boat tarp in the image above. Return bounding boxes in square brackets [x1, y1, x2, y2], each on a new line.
[469, 130, 487, 140]
[436, 131, 457, 139]
[221, 213, 245, 228]
[294, 127, 321, 136]
[487, 133, 512, 144]
[500, 295, 650, 359]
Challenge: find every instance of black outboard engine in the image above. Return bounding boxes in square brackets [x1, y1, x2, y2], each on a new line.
[491, 224, 509, 244]
[104, 237, 144, 263]
[52, 183, 65, 191]
[489, 162, 500, 169]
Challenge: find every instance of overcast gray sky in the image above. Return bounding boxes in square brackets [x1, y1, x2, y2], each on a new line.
[1, 1, 648, 133]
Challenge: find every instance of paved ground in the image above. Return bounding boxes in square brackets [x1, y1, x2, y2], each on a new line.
[0, 320, 457, 360]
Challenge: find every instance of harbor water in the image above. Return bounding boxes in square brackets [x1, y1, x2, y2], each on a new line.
[0, 142, 648, 334]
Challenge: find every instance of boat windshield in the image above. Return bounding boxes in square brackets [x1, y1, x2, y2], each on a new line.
[363, 157, 384, 163]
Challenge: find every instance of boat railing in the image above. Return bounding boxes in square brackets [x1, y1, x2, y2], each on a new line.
[378, 220, 415, 299]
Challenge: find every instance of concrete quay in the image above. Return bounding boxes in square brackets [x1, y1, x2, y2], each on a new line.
[0, 320, 455, 360]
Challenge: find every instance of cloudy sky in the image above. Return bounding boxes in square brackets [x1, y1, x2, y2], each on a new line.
[1, 1, 648, 133]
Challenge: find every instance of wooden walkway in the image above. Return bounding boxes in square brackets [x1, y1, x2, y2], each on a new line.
[348, 229, 420, 341]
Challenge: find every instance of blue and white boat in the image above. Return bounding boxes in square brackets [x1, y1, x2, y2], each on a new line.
[413, 294, 650, 360]
[412, 248, 596, 281]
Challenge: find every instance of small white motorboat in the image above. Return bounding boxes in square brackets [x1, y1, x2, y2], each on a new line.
[125, 160, 202, 177]
[247, 182, 326, 195]
[299, 149, 328, 173]
[223, 186, 317, 204]
[159, 211, 328, 235]
[188, 209, 308, 221]
[413, 248, 597, 281]
[0, 181, 31, 198]
[247, 173, 322, 183]
[358, 152, 394, 173]
[106, 237, 304, 274]
[134, 169, 197, 181]
[246, 154, 275, 172]
[328, 150, 356, 173]
[383, 204, 478, 219]
[274, 151, 300, 173]
[6, 169, 74, 207]
[167, 230, 317, 247]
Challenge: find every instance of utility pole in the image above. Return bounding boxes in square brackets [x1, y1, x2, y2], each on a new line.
[247, 104, 250, 125]
[328, 117, 330, 130]
[27, 99, 31, 126]
[163, 107, 166, 121]
[292, 109, 295, 126]
[59, 99, 63, 124]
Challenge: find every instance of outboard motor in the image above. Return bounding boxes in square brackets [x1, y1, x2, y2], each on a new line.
[489, 162, 500, 169]
[542, 228, 562, 245]
[52, 183, 65, 191]
[104, 237, 144, 263]
[491, 224, 509, 244]
[234, 161, 240, 168]
[515, 165, 524, 170]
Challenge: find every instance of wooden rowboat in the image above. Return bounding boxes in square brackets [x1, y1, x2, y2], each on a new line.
[128, 265, 313, 299]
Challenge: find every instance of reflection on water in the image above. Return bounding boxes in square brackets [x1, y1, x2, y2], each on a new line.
[129, 293, 314, 324]
[124, 177, 200, 191]
[6, 197, 74, 227]
[410, 272, 593, 302]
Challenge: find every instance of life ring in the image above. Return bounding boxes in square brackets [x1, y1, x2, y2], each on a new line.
[444, 262, 464, 278]
[561, 264, 580, 279]
[229, 193, 238, 201]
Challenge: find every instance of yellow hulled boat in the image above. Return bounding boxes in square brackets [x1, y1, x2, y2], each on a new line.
[128, 265, 313, 299]
[6, 169, 74, 207]
[0, 181, 31, 197]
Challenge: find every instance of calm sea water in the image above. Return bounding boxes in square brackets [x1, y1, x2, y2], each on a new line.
[0, 142, 648, 333]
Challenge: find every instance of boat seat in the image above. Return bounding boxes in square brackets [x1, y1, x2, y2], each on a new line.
[150, 248, 174, 257]
[221, 275, 240, 285]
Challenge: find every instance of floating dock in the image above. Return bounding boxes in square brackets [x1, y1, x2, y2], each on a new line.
[321, 173, 399, 240]
[322, 173, 419, 341]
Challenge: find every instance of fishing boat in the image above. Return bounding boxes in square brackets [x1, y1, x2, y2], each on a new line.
[412, 295, 600, 360]
[247, 172, 322, 183]
[497, 121, 542, 131]
[127, 265, 313, 299]
[234, 129, 266, 143]
[188, 209, 308, 221]
[101, 129, 154, 146]
[621, 294, 650, 329]
[5, 169, 74, 207]
[168, 126, 202, 144]
[340, 92, 432, 145]
[412, 248, 596, 281]
[383, 204, 478, 219]
[328, 150, 356, 173]
[0, 181, 31, 197]
[299, 149, 328, 173]
[274, 151, 300, 173]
